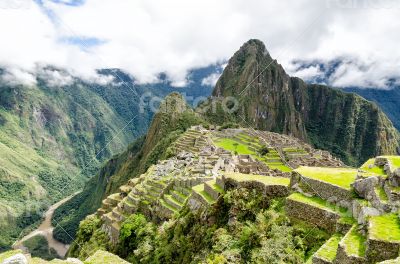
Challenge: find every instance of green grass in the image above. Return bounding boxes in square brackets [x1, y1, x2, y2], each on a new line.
[369, 213, 400, 242]
[283, 147, 307, 153]
[341, 226, 366, 257]
[375, 187, 389, 203]
[160, 198, 178, 213]
[384, 156, 400, 170]
[314, 234, 342, 261]
[288, 193, 348, 215]
[224, 172, 290, 186]
[206, 180, 224, 193]
[266, 163, 292, 172]
[214, 137, 255, 155]
[338, 216, 356, 226]
[359, 158, 386, 176]
[214, 136, 292, 172]
[84, 250, 130, 264]
[295, 166, 358, 190]
[192, 184, 216, 204]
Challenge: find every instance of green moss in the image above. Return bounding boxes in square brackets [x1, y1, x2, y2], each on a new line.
[295, 166, 358, 190]
[369, 213, 400, 242]
[341, 226, 366, 257]
[224, 172, 290, 186]
[314, 234, 342, 261]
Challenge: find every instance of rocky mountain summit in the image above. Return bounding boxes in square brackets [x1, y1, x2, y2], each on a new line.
[205, 39, 400, 166]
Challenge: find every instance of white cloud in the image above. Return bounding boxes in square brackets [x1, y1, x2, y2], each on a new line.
[1, 67, 37, 86]
[1, 0, 400, 88]
[201, 73, 222, 86]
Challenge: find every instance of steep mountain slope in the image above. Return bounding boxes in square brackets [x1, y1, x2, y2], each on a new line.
[343, 86, 400, 130]
[0, 80, 134, 250]
[205, 39, 400, 165]
[0, 67, 215, 250]
[52, 93, 204, 244]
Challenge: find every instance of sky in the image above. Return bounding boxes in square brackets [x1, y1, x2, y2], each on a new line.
[0, 0, 400, 88]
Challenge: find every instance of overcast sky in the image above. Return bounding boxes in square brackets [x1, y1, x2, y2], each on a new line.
[0, 0, 399, 88]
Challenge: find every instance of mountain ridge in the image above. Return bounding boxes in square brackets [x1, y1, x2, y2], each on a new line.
[206, 39, 400, 165]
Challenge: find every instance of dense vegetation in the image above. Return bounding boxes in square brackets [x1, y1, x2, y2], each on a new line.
[22, 235, 60, 260]
[53, 93, 206, 243]
[0, 65, 216, 250]
[344, 86, 400, 130]
[69, 188, 329, 263]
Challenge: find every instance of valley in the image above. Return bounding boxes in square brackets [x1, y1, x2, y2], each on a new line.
[13, 193, 77, 258]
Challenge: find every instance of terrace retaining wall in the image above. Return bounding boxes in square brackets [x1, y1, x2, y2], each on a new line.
[285, 198, 340, 233]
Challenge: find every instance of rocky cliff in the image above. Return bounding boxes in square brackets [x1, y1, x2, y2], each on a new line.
[207, 39, 400, 165]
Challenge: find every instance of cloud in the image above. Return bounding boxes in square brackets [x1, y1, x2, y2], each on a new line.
[1, 0, 400, 88]
[201, 73, 222, 86]
[0, 67, 37, 86]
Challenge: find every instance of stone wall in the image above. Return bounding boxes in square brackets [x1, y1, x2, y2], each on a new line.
[222, 176, 289, 198]
[334, 244, 365, 264]
[366, 238, 400, 263]
[285, 199, 340, 233]
[291, 172, 353, 206]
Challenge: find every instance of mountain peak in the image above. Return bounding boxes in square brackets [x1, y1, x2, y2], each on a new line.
[240, 39, 268, 55]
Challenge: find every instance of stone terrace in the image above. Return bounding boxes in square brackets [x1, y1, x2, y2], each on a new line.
[93, 126, 400, 263]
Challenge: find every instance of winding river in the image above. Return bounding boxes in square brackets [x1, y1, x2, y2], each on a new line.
[12, 193, 78, 258]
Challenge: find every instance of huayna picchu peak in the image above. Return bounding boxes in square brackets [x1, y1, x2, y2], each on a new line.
[205, 39, 400, 166]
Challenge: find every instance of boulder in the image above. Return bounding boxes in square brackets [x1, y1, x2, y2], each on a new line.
[352, 177, 379, 199]
[357, 207, 381, 225]
[2, 253, 28, 264]
[389, 168, 400, 187]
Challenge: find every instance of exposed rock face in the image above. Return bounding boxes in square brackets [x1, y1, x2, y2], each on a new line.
[353, 176, 380, 199]
[2, 253, 28, 264]
[207, 39, 400, 166]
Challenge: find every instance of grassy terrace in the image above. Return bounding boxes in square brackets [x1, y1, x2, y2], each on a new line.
[314, 234, 342, 262]
[295, 166, 358, 190]
[359, 158, 386, 176]
[369, 213, 400, 242]
[213, 136, 292, 172]
[342, 226, 366, 257]
[287, 193, 348, 215]
[192, 184, 216, 204]
[224, 172, 290, 186]
[206, 180, 224, 193]
[383, 156, 400, 171]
